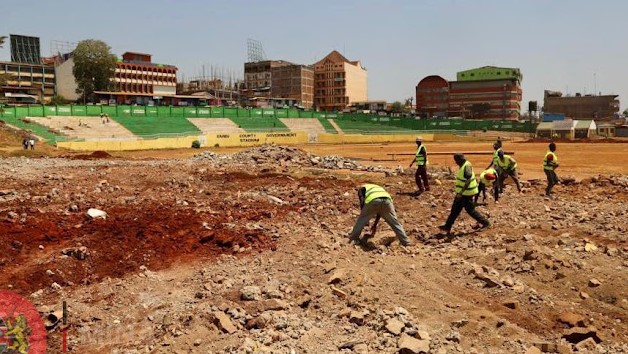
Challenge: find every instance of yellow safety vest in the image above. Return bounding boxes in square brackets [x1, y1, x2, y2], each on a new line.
[415, 145, 427, 165]
[363, 184, 392, 204]
[455, 161, 479, 196]
[492, 147, 502, 166]
[543, 151, 557, 171]
[496, 155, 517, 170]
[480, 168, 498, 187]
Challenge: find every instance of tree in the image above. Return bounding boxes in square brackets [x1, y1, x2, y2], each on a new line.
[72, 39, 117, 103]
[623, 108, 628, 117]
[391, 101, 404, 113]
[0, 36, 10, 88]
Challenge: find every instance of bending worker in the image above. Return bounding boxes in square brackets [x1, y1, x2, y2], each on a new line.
[349, 183, 412, 247]
[495, 150, 522, 193]
[439, 154, 490, 236]
[475, 168, 499, 204]
[543, 142, 560, 197]
[485, 141, 504, 193]
[408, 136, 429, 193]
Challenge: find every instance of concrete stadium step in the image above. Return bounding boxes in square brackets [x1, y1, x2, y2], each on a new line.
[188, 118, 245, 133]
[279, 118, 326, 134]
[327, 119, 344, 134]
[28, 116, 137, 140]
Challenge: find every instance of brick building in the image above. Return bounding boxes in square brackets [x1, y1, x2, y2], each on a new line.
[271, 64, 314, 109]
[313, 50, 367, 112]
[85, 52, 179, 105]
[543, 90, 620, 120]
[415, 75, 449, 118]
[242, 60, 313, 108]
[415, 66, 522, 120]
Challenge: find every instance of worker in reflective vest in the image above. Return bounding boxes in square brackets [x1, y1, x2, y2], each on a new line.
[475, 167, 499, 204]
[348, 183, 411, 247]
[485, 141, 504, 193]
[408, 136, 429, 193]
[496, 150, 522, 193]
[439, 154, 490, 236]
[543, 142, 560, 197]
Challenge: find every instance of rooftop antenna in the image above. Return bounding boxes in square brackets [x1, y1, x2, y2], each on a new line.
[247, 38, 267, 62]
[594, 73, 597, 96]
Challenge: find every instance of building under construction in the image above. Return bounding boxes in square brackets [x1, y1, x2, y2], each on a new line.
[242, 60, 314, 109]
[0, 34, 55, 104]
[543, 90, 620, 120]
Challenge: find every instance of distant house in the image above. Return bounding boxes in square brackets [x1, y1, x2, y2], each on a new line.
[616, 125, 628, 138]
[574, 120, 596, 139]
[536, 119, 598, 140]
[596, 122, 616, 137]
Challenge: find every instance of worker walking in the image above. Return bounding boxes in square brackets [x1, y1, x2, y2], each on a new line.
[543, 142, 560, 198]
[349, 183, 411, 247]
[475, 167, 499, 204]
[439, 154, 490, 236]
[495, 150, 522, 193]
[408, 136, 429, 193]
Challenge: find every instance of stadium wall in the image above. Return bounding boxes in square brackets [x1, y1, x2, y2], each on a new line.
[56, 132, 311, 151]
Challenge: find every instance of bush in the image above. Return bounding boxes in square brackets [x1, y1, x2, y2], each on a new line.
[191, 140, 201, 148]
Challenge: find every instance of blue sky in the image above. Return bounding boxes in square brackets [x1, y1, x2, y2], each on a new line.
[3, 0, 627, 111]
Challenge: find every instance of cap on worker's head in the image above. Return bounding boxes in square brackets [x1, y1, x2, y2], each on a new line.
[416, 136, 423, 142]
[485, 173, 497, 180]
[497, 150, 504, 157]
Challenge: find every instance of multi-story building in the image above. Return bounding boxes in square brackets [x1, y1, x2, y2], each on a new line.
[0, 61, 55, 104]
[415, 75, 449, 118]
[313, 50, 367, 112]
[97, 52, 177, 104]
[242, 60, 290, 101]
[543, 90, 620, 120]
[271, 64, 314, 109]
[242, 60, 313, 108]
[415, 66, 522, 120]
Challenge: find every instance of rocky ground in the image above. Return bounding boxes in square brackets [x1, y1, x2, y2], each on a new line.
[0, 145, 626, 354]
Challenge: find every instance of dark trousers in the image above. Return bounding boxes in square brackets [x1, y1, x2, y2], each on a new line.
[445, 195, 489, 229]
[414, 165, 429, 191]
[544, 170, 558, 195]
[475, 182, 499, 203]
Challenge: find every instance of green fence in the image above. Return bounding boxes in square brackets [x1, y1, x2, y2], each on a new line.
[0, 105, 537, 135]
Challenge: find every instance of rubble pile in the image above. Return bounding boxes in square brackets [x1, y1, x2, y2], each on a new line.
[0, 150, 626, 354]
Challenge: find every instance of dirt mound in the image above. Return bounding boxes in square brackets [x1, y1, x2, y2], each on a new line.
[71, 150, 113, 159]
[0, 206, 276, 295]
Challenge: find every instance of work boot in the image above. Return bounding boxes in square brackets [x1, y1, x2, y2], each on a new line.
[348, 236, 362, 245]
[474, 221, 491, 230]
[438, 224, 451, 235]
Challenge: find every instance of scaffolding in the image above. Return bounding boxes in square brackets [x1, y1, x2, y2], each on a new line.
[10, 34, 41, 64]
[247, 38, 267, 63]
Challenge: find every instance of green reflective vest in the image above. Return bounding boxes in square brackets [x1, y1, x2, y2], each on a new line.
[543, 151, 557, 171]
[363, 184, 392, 204]
[492, 147, 503, 166]
[415, 145, 427, 165]
[455, 161, 479, 196]
[480, 168, 498, 187]
[496, 155, 517, 170]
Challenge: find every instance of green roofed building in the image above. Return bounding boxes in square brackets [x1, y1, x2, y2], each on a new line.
[456, 66, 522, 82]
